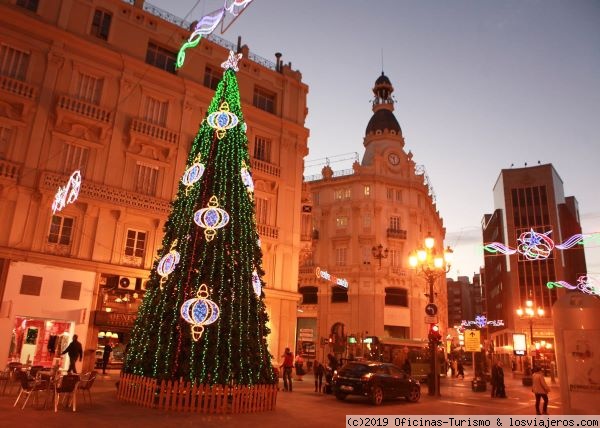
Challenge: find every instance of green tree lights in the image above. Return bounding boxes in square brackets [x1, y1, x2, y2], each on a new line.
[123, 52, 275, 386]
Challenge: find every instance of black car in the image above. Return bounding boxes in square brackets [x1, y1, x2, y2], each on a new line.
[332, 361, 420, 405]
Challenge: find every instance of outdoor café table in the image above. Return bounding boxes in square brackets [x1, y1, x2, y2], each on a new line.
[36, 370, 57, 409]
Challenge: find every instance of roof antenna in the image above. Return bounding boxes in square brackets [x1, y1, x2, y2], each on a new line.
[381, 48, 384, 74]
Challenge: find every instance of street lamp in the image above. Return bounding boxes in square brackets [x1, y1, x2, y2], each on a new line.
[516, 299, 544, 369]
[408, 235, 453, 397]
[372, 244, 388, 269]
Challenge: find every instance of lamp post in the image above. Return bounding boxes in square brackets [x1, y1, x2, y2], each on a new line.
[516, 300, 544, 371]
[372, 244, 388, 269]
[409, 235, 453, 397]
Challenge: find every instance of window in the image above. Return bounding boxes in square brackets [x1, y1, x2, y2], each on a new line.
[384, 325, 409, 339]
[125, 229, 146, 258]
[390, 249, 402, 267]
[335, 247, 347, 266]
[331, 286, 348, 303]
[146, 42, 176, 74]
[48, 215, 74, 245]
[387, 188, 394, 200]
[364, 185, 371, 197]
[299, 286, 318, 305]
[390, 216, 401, 231]
[253, 136, 271, 162]
[135, 162, 159, 196]
[313, 192, 320, 206]
[0, 44, 30, 81]
[0, 126, 12, 159]
[20, 275, 42, 296]
[90, 9, 112, 40]
[396, 190, 403, 202]
[203, 66, 222, 90]
[61, 281, 82, 300]
[336, 216, 348, 228]
[16, 0, 39, 12]
[142, 96, 168, 126]
[363, 215, 371, 229]
[253, 86, 276, 113]
[334, 188, 351, 200]
[385, 288, 408, 307]
[255, 197, 270, 224]
[75, 72, 103, 104]
[62, 143, 89, 175]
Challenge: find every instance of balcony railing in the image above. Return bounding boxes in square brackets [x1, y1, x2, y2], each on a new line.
[45, 242, 72, 257]
[0, 159, 20, 181]
[250, 158, 280, 177]
[257, 223, 278, 239]
[0, 75, 36, 99]
[130, 118, 179, 145]
[387, 228, 407, 239]
[56, 94, 112, 124]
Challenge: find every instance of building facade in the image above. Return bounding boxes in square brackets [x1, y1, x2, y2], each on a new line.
[298, 73, 448, 362]
[482, 164, 587, 367]
[0, 0, 308, 371]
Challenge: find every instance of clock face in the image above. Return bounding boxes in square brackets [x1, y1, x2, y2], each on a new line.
[388, 153, 400, 166]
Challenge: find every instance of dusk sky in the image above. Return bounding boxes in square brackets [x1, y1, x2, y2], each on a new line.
[153, 0, 600, 280]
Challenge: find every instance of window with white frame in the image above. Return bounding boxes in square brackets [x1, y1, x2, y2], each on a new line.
[253, 136, 271, 162]
[125, 229, 146, 259]
[390, 216, 401, 231]
[62, 143, 89, 175]
[142, 96, 168, 126]
[336, 216, 348, 228]
[390, 249, 402, 267]
[0, 44, 30, 81]
[135, 162, 159, 196]
[74, 72, 103, 104]
[335, 247, 347, 266]
[253, 86, 276, 114]
[364, 185, 371, 197]
[48, 215, 74, 245]
[255, 197, 269, 225]
[0, 126, 12, 159]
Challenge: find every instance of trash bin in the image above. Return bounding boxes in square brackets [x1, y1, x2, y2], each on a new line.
[471, 378, 487, 392]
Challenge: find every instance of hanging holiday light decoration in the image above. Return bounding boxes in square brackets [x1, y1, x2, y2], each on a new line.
[207, 101, 239, 139]
[157, 239, 181, 287]
[220, 50, 243, 72]
[52, 170, 82, 214]
[240, 160, 254, 196]
[225, 0, 254, 16]
[483, 229, 600, 260]
[194, 195, 230, 241]
[181, 153, 205, 194]
[252, 268, 262, 297]
[180, 284, 220, 341]
[547, 275, 600, 297]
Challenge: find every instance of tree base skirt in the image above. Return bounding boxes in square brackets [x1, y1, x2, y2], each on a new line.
[117, 373, 278, 413]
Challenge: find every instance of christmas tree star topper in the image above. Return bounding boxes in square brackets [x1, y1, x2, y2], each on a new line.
[221, 50, 243, 72]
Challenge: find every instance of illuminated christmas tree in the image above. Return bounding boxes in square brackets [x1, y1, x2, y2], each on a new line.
[123, 51, 275, 386]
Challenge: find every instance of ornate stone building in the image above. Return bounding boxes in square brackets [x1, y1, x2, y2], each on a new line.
[298, 72, 448, 362]
[0, 0, 308, 371]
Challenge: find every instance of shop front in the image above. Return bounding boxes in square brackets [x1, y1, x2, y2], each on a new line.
[10, 316, 73, 367]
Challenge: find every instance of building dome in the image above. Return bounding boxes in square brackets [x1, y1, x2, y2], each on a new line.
[365, 72, 402, 136]
[365, 109, 401, 135]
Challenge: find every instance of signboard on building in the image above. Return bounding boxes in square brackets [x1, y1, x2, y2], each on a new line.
[464, 329, 481, 352]
[513, 333, 527, 356]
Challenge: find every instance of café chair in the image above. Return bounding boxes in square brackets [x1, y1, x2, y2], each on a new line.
[78, 371, 97, 405]
[54, 374, 79, 412]
[13, 370, 48, 409]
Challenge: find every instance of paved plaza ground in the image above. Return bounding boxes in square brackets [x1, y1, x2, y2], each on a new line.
[1, 368, 563, 428]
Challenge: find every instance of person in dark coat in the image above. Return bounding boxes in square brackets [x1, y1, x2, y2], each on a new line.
[61, 334, 83, 374]
[313, 361, 324, 392]
[496, 361, 506, 398]
[491, 361, 500, 398]
[456, 360, 465, 379]
[402, 358, 412, 375]
[102, 342, 113, 374]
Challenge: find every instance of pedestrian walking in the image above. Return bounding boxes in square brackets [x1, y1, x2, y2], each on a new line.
[402, 358, 412, 375]
[491, 360, 499, 398]
[532, 366, 550, 415]
[456, 360, 465, 379]
[61, 334, 83, 374]
[102, 342, 113, 374]
[313, 360, 324, 393]
[280, 347, 294, 392]
[496, 361, 506, 398]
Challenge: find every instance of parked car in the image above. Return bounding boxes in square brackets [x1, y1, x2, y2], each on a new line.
[332, 361, 421, 405]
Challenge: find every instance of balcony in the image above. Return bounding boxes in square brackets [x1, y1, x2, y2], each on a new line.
[45, 242, 72, 257]
[387, 228, 407, 239]
[0, 159, 20, 182]
[0, 75, 36, 99]
[251, 158, 280, 177]
[257, 223, 279, 239]
[56, 94, 112, 124]
[130, 117, 179, 145]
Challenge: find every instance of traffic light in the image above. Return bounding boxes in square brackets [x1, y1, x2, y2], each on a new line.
[428, 323, 442, 343]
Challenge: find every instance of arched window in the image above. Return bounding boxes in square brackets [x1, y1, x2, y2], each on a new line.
[299, 286, 318, 305]
[331, 286, 348, 303]
[385, 287, 408, 307]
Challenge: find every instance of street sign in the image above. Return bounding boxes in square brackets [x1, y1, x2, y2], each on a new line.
[424, 315, 438, 324]
[425, 303, 438, 316]
[464, 329, 481, 352]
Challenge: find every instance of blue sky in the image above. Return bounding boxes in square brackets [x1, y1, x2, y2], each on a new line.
[152, 0, 600, 279]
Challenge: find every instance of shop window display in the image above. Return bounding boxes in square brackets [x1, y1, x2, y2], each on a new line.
[10, 316, 72, 367]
